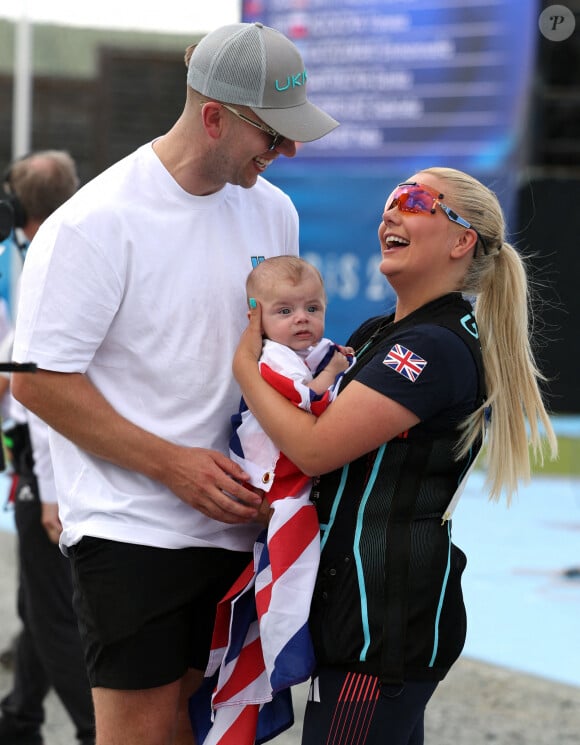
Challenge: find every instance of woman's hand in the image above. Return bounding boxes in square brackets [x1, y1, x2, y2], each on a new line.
[233, 299, 264, 383]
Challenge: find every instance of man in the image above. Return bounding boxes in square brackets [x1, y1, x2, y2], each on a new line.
[11, 22, 338, 745]
[0, 151, 95, 745]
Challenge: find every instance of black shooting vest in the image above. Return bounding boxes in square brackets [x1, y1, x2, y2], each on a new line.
[308, 293, 486, 685]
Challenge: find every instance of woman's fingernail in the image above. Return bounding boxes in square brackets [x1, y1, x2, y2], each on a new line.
[248, 298, 257, 309]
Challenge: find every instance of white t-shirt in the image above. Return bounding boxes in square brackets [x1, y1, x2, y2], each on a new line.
[12, 142, 299, 552]
[0, 281, 57, 504]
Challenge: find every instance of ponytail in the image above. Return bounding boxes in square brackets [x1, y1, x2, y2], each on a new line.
[421, 167, 558, 502]
[461, 242, 557, 501]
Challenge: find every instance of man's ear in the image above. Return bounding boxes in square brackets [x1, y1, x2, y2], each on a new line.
[200, 101, 224, 142]
[451, 228, 478, 259]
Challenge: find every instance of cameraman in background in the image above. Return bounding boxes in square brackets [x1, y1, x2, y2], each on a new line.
[0, 151, 95, 745]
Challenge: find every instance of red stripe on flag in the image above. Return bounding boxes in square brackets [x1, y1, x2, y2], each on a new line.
[261, 364, 303, 405]
[212, 636, 265, 704]
[211, 561, 254, 649]
[268, 506, 319, 576]
[213, 704, 260, 745]
[255, 580, 273, 619]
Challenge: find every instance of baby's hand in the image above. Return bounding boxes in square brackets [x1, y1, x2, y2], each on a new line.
[326, 349, 351, 376]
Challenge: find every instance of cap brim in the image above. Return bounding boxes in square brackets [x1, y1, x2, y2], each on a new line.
[250, 100, 339, 143]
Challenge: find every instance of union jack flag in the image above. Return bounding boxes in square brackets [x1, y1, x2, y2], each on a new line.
[189, 339, 354, 745]
[188, 527, 311, 745]
[383, 344, 427, 382]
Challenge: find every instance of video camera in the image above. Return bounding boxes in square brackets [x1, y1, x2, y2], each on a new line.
[0, 160, 27, 242]
[0, 362, 37, 473]
[0, 194, 26, 242]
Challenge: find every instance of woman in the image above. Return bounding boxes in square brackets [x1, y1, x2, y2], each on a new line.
[233, 167, 557, 745]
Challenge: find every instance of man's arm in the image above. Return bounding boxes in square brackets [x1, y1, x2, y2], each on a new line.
[0, 375, 9, 401]
[11, 369, 261, 524]
[27, 410, 62, 544]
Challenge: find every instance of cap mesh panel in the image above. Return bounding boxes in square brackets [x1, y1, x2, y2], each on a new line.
[193, 26, 267, 106]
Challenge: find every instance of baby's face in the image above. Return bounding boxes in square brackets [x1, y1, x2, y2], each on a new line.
[259, 273, 326, 351]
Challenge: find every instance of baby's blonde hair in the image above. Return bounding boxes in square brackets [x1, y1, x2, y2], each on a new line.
[246, 256, 326, 304]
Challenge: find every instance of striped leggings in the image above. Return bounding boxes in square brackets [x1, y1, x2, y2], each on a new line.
[301, 668, 438, 745]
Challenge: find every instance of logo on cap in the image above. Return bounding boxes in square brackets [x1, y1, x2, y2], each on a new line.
[275, 70, 308, 91]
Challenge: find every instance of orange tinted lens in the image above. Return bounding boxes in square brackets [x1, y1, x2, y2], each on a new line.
[395, 187, 435, 214]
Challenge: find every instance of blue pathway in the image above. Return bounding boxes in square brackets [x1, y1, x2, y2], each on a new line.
[454, 469, 579, 687]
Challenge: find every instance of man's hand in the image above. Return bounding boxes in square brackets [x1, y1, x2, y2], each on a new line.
[162, 447, 263, 524]
[41, 502, 63, 544]
[12, 368, 263, 526]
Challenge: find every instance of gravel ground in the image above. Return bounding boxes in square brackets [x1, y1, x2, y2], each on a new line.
[1, 529, 578, 745]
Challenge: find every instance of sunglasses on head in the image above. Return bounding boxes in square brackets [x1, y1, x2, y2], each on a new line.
[387, 182, 488, 256]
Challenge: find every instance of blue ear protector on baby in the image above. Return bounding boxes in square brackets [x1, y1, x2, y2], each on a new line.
[0, 162, 28, 242]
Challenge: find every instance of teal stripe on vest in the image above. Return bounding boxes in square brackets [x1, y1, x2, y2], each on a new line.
[355, 443, 387, 661]
[320, 463, 350, 552]
[429, 519, 452, 667]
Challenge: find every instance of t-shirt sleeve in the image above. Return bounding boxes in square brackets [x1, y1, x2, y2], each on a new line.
[12, 218, 124, 372]
[27, 411, 57, 504]
[354, 324, 479, 422]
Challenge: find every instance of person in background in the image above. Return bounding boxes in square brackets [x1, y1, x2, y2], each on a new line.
[0, 293, 19, 675]
[232, 168, 558, 745]
[0, 297, 13, 423]
[10, 22, 338, 745]
[0, 151, 95, 745]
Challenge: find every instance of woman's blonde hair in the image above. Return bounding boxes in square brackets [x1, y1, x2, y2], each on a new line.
[419, 167, 557, 502]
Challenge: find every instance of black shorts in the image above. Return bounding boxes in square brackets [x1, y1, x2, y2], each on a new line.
[68, 536, 251, 690]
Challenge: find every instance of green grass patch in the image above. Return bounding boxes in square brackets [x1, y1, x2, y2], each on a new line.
[474, 436, 579, 477]
[533, 436, 580, 476]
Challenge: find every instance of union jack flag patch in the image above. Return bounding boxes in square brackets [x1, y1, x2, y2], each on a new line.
[383, 344, 427, 382]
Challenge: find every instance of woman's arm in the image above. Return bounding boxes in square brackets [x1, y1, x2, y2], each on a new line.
[233, 304, 419, 476]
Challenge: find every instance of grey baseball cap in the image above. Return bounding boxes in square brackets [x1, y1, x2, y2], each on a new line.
[187, 22, 339, 143]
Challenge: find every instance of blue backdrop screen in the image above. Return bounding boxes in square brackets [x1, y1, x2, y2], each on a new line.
[246, 1, 538, 343]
